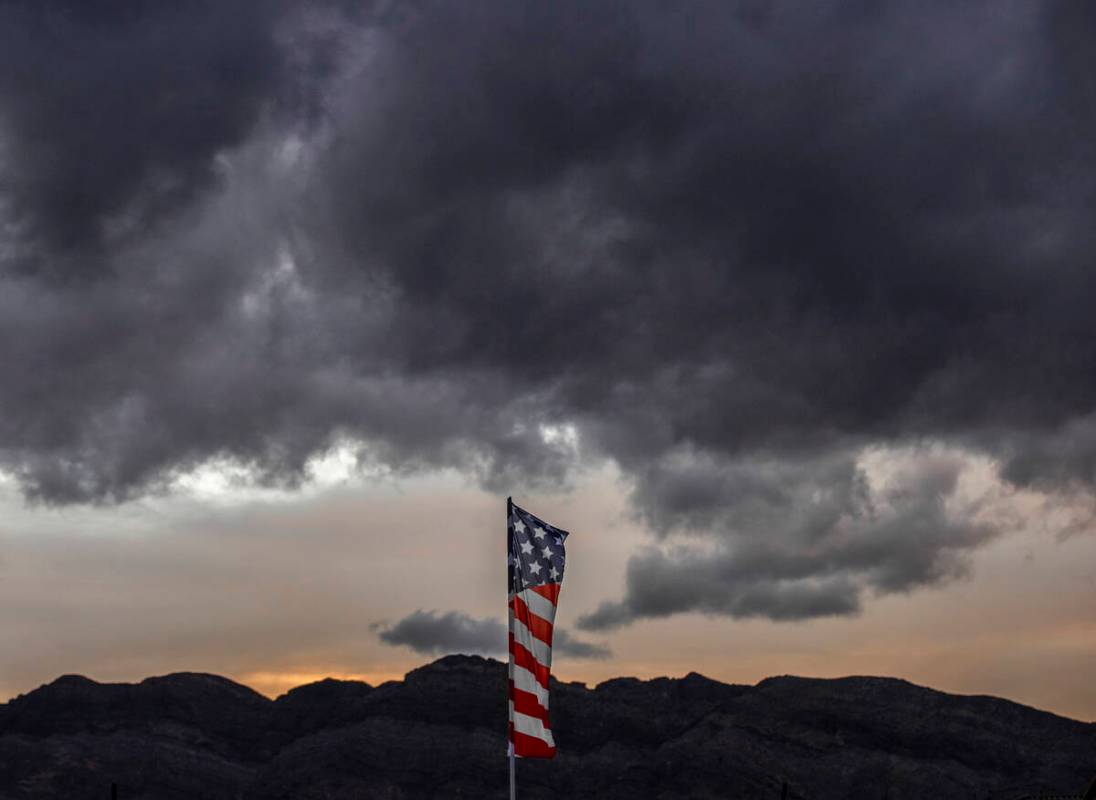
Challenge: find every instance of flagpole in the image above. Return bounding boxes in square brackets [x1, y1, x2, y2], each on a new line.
[507, 496, 516, 800]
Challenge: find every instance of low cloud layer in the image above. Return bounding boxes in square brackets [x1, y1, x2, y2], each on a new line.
[376, 610, 611, 660]
[376, 611, 503, 657]
[580, 449, 996, 629]
[2, 2, 1095, 623]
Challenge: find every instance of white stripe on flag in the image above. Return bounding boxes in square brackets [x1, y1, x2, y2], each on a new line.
[512, 662, 551, 705]
[510, 614, 553, 667]
[510, 703, 556, 747]
[519, 588, 558, 623]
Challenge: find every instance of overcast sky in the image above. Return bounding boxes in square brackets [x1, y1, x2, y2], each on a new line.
[1, 1, 1095, 721]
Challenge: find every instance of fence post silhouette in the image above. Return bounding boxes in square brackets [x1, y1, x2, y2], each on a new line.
[781, 782, 788, 799]
[111, 783, 117, 800]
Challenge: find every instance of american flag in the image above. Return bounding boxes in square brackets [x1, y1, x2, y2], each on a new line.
[507, 499, 568, 759]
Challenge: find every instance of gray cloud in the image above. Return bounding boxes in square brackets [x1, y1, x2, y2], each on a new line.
[550, 629, 613, 660]
[376, 610, 611, 660]
[376, 610, 503, 656]
[999, 414, 1096, 492]
[1, 1, 1095, 621]
[579, 451, 996, 629]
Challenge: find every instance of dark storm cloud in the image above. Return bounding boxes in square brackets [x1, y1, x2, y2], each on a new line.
[1, 2, 1095, 619]
[0, 0, 308, 275]
[375, 610, 611, 659]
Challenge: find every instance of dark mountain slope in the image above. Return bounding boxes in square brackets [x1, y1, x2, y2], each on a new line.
[0, 656, 1092, 799]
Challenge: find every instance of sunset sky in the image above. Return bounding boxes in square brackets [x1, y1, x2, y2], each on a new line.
[1, 1, 1095, 722]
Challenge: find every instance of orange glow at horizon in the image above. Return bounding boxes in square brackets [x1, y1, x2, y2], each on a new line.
[239, 670, 410, 699]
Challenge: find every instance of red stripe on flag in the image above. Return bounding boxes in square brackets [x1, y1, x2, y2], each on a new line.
[530, 583, 561, 604]
[509, 723, 558, 759]
[509, 634, 551, 687]
[511, 594, 554, 645]
[509, 681, 550, 724]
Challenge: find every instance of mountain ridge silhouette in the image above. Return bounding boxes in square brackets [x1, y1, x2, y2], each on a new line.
[1, 654, 1093, 799]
